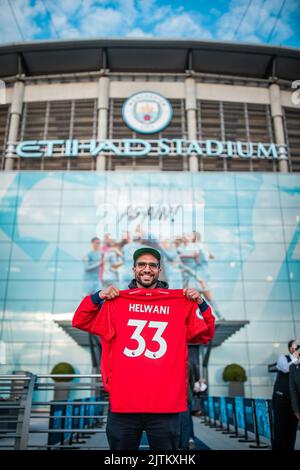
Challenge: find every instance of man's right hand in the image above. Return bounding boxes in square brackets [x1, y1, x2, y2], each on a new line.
[99, 285, 120, 300]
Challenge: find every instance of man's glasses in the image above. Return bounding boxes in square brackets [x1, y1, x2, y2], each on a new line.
[135, 262, 160, 270]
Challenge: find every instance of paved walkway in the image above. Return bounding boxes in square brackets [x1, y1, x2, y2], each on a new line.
[1, 415, 299, 450]
[79, 415, 300, 451]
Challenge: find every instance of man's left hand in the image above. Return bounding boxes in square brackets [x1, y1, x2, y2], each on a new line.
[183, 288, 203, 304]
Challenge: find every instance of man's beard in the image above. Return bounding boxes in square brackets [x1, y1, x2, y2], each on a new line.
[135, 272, 158, 288]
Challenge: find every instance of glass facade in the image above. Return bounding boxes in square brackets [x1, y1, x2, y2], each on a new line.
[0, 171, 299, 398]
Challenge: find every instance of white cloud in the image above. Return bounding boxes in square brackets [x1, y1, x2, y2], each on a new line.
[127, 28, 153, 38]
[0, 0, 43, 43]
[0, 0, 297, 46]
[216, 0, 299, 44]
[154, 13, 212, 39]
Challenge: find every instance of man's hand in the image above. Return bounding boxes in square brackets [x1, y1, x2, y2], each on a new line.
[99, 285, 120, 300]
[295, 412, 300, 420]
[183, 288, 203, 304]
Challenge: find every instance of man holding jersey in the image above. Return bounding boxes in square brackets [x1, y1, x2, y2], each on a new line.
[72, 246, 215, 450]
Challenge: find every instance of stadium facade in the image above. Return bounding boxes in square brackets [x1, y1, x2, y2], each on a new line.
[0, 39, 299, 399]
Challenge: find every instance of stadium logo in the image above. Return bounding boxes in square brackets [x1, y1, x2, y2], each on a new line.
[122, 92, 173, 134]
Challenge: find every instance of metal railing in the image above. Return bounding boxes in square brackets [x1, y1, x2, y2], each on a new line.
[0, 373, 109, 450]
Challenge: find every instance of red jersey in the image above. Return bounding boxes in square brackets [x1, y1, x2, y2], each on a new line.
[86, 288, 214, 413]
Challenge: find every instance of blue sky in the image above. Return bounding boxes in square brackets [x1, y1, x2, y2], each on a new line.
[0, 0, 300, 48]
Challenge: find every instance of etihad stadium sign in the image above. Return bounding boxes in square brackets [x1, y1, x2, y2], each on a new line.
[8, 92, 287, 160]
[14, 138, 282, 159]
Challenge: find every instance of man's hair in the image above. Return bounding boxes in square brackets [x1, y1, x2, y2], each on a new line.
[288, 339, 295, 350]
[91, 237, 100, 243]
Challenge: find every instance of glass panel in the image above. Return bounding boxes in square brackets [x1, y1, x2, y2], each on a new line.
[282, 208, 300, 225]
[242, 262, 289, 281]
[237, 191, 280, 207]
[15, 207, 60, 224]
[213, 301, 246, 320]
[210, 344, 249, 367]
[0, 207, 16, 224]
[243, 282, 290, 301]
[0, 225, 14, 242]
[291, 282, 300, 300]
[5, 300, 53, 317]
[240, 243, 286, 261]
[53, 300, 79, 314]
[279, 191, 300, 208]
[246, 322, 295, 342]
[60, 207, 98, 224]
[205, 208, 238, 225]
[17, 190, 61, 206]
[203, 191, 237, 207]
[13, 225, 59, 243]
[239, 225, 284, 243]
[55, 281, 89, 300]
[192, 173, 236, 190]
[0, 172, 19, 189]
[6, 280, 55, 300]
[59, 224, 100, 243]
[8, 261, 56, 280]
[204, 225, 240, 243]
[239, 208, 282, 225]
[245, 301, 293, 320]
[61, 190, 98, 207]
[208, 261, 242, 280]
[0, 261, 8, 278]
[0, 243, 11, 260]
[11, 242, 57, 261]
[292, 303, 300, 321]
[209, 281, 244, 300]
[19, 172, 63, 189]
[235, 174, 278, 191]
[0, 190, 20, 207]
[248, 341, 290, 363]
[56, 261, 85, 280]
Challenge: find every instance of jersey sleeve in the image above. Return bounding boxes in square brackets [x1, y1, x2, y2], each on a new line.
[90, 300, 116, 343]
[186, 301, 208, 341]
[188, 301, 215, 345]
[72, 295, 103, 334]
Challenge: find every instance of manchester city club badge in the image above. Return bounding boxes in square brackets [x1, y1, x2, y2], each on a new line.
[122, 91, 173, 134]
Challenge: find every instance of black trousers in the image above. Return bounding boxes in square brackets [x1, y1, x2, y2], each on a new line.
[272, 393, 298, 450]
[106, 409, 181, 450]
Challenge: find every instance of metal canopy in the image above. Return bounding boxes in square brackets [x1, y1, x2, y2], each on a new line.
[54, 317, 249, 349]
[0, 38, 299, 80]
[211, 320, 250, 347]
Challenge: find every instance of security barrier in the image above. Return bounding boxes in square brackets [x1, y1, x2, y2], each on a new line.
[199, 395, 273, 449]
[0, 373, 109, 450]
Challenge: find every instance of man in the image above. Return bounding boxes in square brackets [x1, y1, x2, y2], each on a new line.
[73, 247, 215, 450]
[82, 237, 101, 296]
[272, 339, 299, 450]
[289, 340, 300, 443]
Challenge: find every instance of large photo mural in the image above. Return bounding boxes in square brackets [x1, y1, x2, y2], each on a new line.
[0, 171, 299, 397]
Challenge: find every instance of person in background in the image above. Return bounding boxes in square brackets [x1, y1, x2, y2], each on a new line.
[159, 238, 183, 288]
[119, 233, 144, 289]
[272, 339, 299, 450]
[102, 240, 123, 289]
[193, 377, 208, 417]
[179, 362, 196, 449]
[82, 237, 101, 296]
[99, 233, 113, 284]
[190, 231, 223, 319]
[289, 340, 300, 444]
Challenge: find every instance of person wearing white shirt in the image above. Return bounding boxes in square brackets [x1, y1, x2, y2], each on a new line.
[272, 340, 299, 450]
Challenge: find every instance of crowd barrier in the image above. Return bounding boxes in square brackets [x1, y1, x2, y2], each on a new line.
[0, 374, 109, 450]
[200, 395, 273, 448]
[48, 396, 104, 446]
